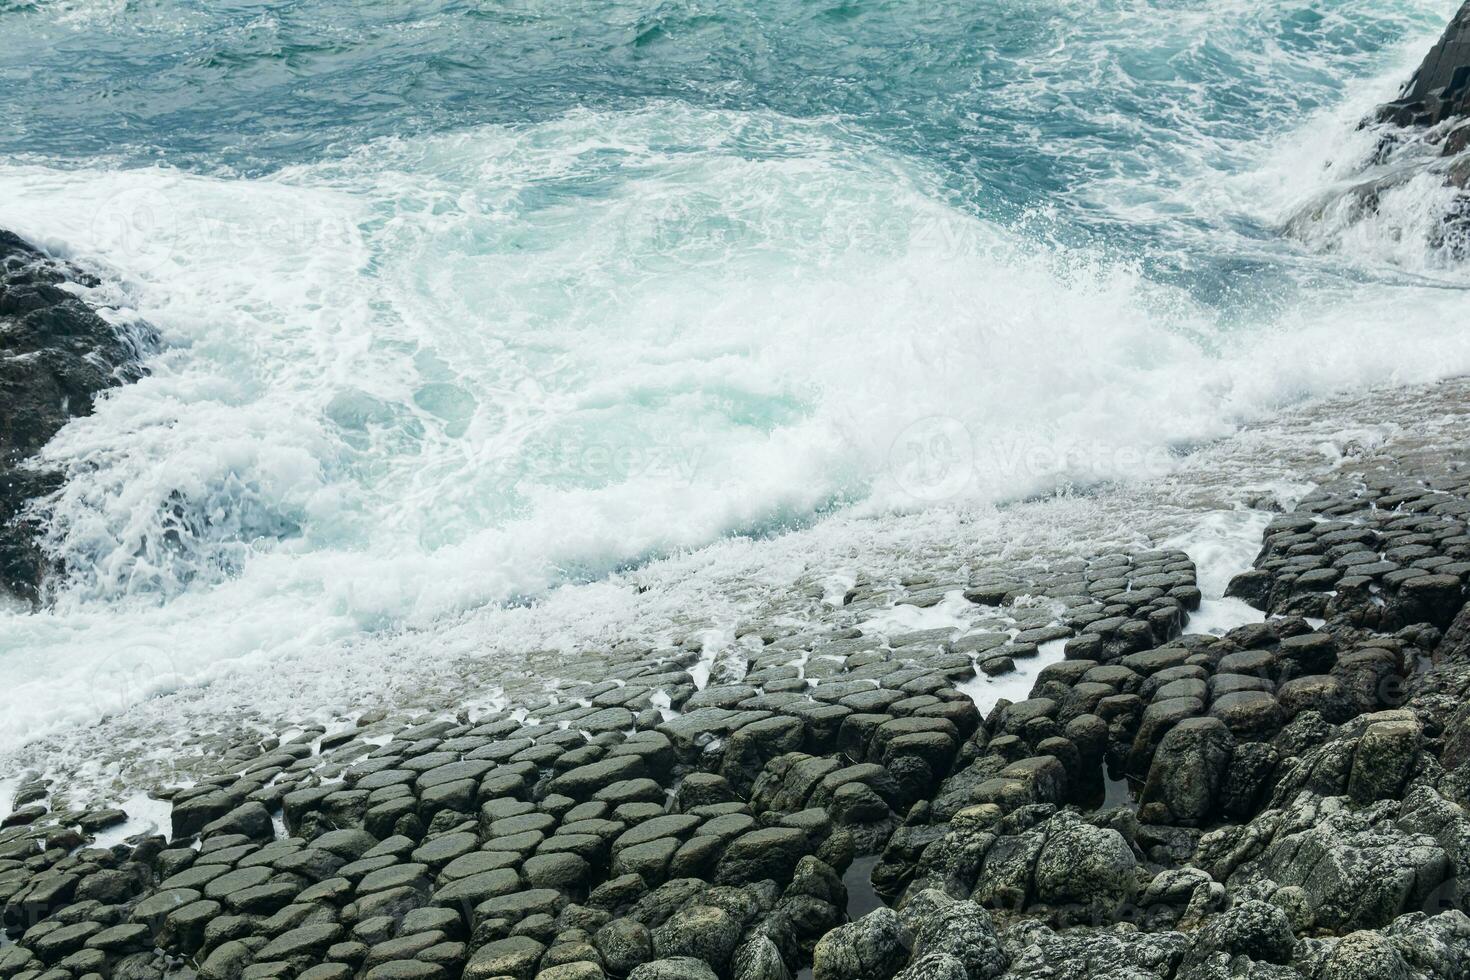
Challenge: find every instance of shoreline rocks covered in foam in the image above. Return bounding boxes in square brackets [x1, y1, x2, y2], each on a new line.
[7, 13, 1470, 971]
[1287, 2, 1470, 255]
[0, 230, 156, 604]
[3, 457, 1470, 980]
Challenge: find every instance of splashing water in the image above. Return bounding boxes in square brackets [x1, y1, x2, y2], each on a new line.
[1, 0, 1469, 751]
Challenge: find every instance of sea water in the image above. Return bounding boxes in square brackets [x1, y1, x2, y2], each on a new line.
[1, 0, 1468, 754]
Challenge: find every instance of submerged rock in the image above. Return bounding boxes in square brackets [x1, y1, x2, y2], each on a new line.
[0, 230, 156, 602]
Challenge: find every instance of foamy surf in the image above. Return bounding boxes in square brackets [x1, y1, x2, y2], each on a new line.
[2, 1, 1470, 764]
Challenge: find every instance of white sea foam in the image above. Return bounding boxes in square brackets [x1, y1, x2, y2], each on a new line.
[89, 792, 174, 848]
[1164, 508, 1276, 637]
[958, 638, 1070, 719]
[3, 87, 1470, 755]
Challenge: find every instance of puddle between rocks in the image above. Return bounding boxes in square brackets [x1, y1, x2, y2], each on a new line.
[843, 852, 886, 921]
[1102, 762, 1141, 812]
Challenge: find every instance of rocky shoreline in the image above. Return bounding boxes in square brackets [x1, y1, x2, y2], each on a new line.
[7, 10, 1470, 980]
[0, 231, 156, 604]
[3, 443, 1470, 980]
[1287, 0, 1470, 254]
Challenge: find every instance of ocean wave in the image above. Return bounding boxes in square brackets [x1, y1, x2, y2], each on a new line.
[2, 1, 1469, 750]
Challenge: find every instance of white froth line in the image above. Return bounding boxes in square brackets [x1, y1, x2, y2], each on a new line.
[650, 690, 678, 723]
[1186, 596, 1265, 637]
[822, 573, 857, 607]
[1164, 506, 1276, 637]
[688, 647, 719, 691]
[90, 792, 174, 849]
[958, 637, 1068, 719]
[0, 776, 20, 823]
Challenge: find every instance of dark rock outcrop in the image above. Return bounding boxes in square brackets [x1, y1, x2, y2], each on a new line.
[0, 230, 155, 602]
[1379, 2, 1470, 130]
[1288, 4, 1470, 255]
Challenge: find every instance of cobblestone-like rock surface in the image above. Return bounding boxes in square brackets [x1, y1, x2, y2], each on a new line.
[6, 458, 1470, 980]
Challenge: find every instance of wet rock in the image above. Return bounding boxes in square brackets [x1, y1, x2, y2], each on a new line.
[1278, 675, 1352, 723]
[1128, 697, 1204, 775]
[716, 828, 810, 886]
[732, 935, 792, 980]
[1208, 692, 1284, 742]
[1346, 719, 1421, 804]
[811, 907, 905, 980]
[894, 952, 969, 980]
[1137, 867, 1224, 930]
[595, 918, 654, 976]
[0, 231, 156, 601]
[537, 965, 605, 980]
[1032, 816, 1137, 913]
[652, 905, 741, 972]
[999, 919, 1191, 978]
[906, 893, 1007, 980]
[1248, 795, 1451, 930]
[257, 922, 344, 961]
[551, 757, 649, 801]
[627, 957, 720, 980]
[1323, 935, 1412, 980]
[1194, 901, 1295, 965]
[463, 935, 546, 980]
[200, 802, 274, 841]
[1138, 717, 1234, 827]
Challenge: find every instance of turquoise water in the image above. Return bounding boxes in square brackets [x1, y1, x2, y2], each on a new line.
[1, 2, 1448, 269]
[0, 0, 1468, 745]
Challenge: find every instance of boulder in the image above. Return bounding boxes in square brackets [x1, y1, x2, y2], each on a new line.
[716, 828, 810, 886]
[1194, 901, 1295, 965]
[1032, 818, 1137, 913]
[463, 936, 546, 980]
[893, 953, 969, 980]
[811, 908, 906, 980]
[595, 918, 654, 977]
[732, 935, 792, 980]
[1252, 797, 1451, 930]
[906, 894, 1007, 980]
[1346, 719, 1420, 804]
[628, 958, 720, 980]
[652, 906, 742, 974]
[1138, 717, 1234, 827]
[1316, 930, 1413, 980]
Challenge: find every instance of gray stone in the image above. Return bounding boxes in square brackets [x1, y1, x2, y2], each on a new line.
[257, 923, 344, 961]
[628, 958, 720, 980]
[893, 953, 968, 980]
[596, 917, 654, 976]
[812, 907, 905, 980]
[715, 828, 810, 886]
[200, 802, 273, 841]
[732, 935, 792, 980]
[463, 935, 545, 980]
[1195, 901, 1294, 965]
[1032, 817, 1136, 912]
[652, 905, 741, 972]
[1138, 717, 1234, 827]
[907, 895, 1007, 980]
